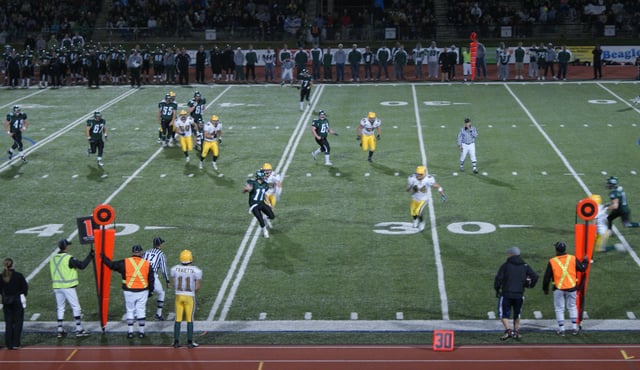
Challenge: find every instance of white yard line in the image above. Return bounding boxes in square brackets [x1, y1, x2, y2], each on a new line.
[25, 87, 233, 282]
[208, 85, 325, 321]
[504, 83, 640, 268]
[0, 88, 48, 110]
[412, 84, 450, 320]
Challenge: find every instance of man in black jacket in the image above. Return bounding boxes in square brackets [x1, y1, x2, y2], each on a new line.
[494, 246, 538, 341]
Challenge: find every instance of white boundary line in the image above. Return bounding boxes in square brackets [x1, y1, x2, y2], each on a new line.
[503, 83, 640, 268]
[0, 88, 48, 110]
[412, 84, 450, 320]
[208, 85, 325, 321]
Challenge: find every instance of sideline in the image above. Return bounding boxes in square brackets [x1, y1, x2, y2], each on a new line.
[11, 318, 640, 333]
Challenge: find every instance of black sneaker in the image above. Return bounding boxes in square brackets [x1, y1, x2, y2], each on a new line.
[500, 329, 511, 341]
[127, 332, 134, 339]
[511, 330, 521, 340]
[7, 150, 13, 160]
[187, 341, 199, 349]
[154, 314, 165, 321]
[57, 331, 66, 339]
[172, 340, 180, 348]
[138, 332, 145, 339]
[473, 168, 478, 174]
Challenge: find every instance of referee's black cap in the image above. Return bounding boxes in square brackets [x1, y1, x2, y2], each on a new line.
[464, 118, 470, 123]
[132, 244, 144, 254]
[153, 237, 165, 247]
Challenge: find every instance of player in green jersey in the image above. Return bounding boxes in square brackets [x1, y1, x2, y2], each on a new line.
[605, 176, 640, 228]
[243, 170, 275, 238]
[310, 110, 337, 166]
[86, 111, 107, 167]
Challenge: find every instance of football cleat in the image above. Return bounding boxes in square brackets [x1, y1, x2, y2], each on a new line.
[412, 219, 419, 228]
[311, 151, 317, 161]
[7, 150, 13, 160]
[212, 161, 218, 170]
[418, 222, 425, 231]
[198, 161, 203, 169]
[262, 227, 269, 238]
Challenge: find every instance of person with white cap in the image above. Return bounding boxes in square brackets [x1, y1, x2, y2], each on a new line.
[542, 241, 589, 336]
[49, 239, 93, 338]
[494, 246, 538, 341]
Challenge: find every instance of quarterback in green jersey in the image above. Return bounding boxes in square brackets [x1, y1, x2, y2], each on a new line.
[310, 110, 337, 166]
[243, 170, 275, 238]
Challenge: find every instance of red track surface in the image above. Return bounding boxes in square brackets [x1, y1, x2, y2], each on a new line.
[1, 344, 639, 370]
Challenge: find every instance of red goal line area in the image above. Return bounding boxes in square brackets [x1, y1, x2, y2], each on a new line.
[1, 344, 639, 370]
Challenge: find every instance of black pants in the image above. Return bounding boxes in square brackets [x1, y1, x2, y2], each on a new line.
[130, 67, 141, 87]
[89, 139, 105, 157]
[250, 202, 275, 228]
[3, 302, 24, 349]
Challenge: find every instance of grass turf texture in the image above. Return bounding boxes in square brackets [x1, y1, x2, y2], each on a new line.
[1, 81, 639, 345]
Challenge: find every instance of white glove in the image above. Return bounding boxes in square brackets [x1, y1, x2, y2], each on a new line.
[20, 294, 26, 308]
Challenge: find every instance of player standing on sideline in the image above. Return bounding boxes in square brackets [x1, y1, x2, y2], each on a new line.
[101, 244, 154, 339]
[86, 111, 107, 168]
[262, 163, 283, 210]
[311, 110, 338, 166]
[406, 165, 446, 231]
[175, 110, 197, 163]
[50, 239, 93, 338]
[142, 237, 171, 321]
[171, 249, 202, 348]
[605, 176, 640, 228]
[158, 91, 177, 147]
[243, 170, 275, 238]
[357, 111, 381, 162]
[456, 118, 478, 174]
[199, 115, 222, 170]
[4, 105, 29, 163]
[298, 68, 312, 111]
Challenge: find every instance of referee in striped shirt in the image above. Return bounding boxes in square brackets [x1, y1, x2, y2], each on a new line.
[143, 237, 170, 320]
[457, 118, 479, 174]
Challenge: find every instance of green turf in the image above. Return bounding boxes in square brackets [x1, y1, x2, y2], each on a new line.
[1, 81, 639, 343]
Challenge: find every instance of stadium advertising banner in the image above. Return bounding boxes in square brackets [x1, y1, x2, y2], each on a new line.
[183, 45, 640, 66]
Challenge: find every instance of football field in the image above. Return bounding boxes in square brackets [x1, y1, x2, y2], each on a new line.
[1, 80, 640, 335]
